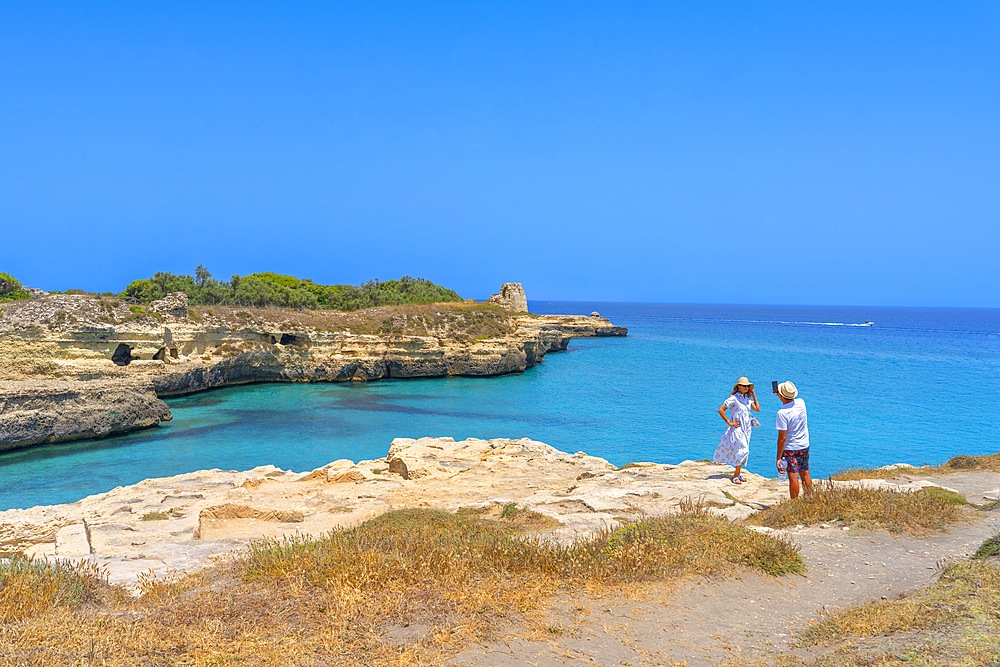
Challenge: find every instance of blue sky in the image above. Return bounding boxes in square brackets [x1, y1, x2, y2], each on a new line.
[2, 2, 997, 306]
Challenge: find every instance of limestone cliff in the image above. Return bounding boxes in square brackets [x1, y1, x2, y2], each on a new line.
[0, 288, 626, 452]
[0, 380, 170, 452]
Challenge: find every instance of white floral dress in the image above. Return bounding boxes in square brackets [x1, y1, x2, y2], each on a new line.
[713, 393, 753, 467]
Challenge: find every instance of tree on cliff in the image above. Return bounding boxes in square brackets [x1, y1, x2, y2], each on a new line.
[194, 264, 212, 287]
[119, 268, 462, 311]
[0, 273, 30, 302]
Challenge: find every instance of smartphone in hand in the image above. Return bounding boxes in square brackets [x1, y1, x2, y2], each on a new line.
[771, 380, 779, 393]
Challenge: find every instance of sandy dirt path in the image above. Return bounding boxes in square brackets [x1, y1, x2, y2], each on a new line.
[450, 472, 1000, 667]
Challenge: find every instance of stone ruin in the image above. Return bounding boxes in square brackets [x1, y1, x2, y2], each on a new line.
[488, 283, 528, 312]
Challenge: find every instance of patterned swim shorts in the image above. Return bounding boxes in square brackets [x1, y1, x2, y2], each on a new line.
[782, 448, 810, 474]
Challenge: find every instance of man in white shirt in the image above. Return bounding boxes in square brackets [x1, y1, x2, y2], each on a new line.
[774, 380, 812, 499]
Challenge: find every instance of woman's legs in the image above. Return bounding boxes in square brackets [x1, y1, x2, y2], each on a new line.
[732, 464, 743, 482]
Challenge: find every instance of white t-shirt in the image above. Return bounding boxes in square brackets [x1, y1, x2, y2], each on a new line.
[775, 398, 809, 450]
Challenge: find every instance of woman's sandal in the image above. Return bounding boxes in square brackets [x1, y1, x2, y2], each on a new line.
[731, 476, 742, 484]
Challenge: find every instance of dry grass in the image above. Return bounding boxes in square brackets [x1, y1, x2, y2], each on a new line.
[0, 506, 801, 666]
[186, 301, 514, 339]
[974, 533, 1000, 559]
[0, 556, 110, 623]
[456, 501, 563, 530]
[832, 451, 1000, 481]
[746, 482, 969, 534]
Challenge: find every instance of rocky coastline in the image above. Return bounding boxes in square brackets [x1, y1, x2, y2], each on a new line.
[0, 436, 794, 582]
[0, 283, 626, 453]
[1, 435, 992, 590]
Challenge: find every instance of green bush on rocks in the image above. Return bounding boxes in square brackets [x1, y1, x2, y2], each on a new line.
[0, 272, 30, 302]
[121, 266, 462, 311]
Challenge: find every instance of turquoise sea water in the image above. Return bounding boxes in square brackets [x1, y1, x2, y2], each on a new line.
[2, 302, 998, 510]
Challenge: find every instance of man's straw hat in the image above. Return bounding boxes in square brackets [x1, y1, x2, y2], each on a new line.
[777, 381, 798, 400]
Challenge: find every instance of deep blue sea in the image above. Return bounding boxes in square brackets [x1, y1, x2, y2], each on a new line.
[2, 302, 998, 510]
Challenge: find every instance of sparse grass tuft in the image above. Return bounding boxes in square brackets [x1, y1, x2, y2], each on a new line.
[139, 511, 169, 521]
[832, 452, 1000, 480]
[945, 452, 1000, 470]
[597, 511, 804, 579]
[918, 485, 968, 505]
[0, 556, 109, 622]
[974, 534, 1000, 560]
[457, 502, 562, 530]
[746, 482, 969, 534]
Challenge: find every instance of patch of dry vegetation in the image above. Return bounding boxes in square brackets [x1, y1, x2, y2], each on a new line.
[457, 501, 563, 530]
[832, 452, 1000, 481]
[0, 506, 801, 666]
[0, 556, 109, 623]
[188, 301, 514, 339]
[746, 482, 969, 534]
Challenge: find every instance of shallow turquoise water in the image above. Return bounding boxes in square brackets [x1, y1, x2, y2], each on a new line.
[1, 302, 997, 509]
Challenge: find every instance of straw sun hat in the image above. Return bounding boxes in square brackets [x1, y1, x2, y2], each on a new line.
[732, 376, 754, 392]
[777, 381, 798, 400]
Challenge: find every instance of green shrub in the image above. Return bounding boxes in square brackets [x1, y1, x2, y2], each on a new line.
[0, 272, 30, 302]
[119, 267, 463, 311]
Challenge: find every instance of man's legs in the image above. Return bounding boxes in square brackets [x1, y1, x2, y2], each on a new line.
[786, 449, 812, 499]
[800, 470, 813, 496]
[788, 472, 801, 499]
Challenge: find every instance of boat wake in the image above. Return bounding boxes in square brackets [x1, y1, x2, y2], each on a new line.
[648, 316, 876, 328]
[778, 321, 874, 327]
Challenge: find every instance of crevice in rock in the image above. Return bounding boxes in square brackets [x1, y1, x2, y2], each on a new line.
[83, 518, 94, 555]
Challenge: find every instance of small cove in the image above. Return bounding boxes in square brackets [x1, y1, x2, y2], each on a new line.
[2, 301, 998, 510]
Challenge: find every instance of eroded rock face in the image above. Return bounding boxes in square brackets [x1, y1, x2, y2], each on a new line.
[489, 283, 529, 312]
[0, 380, 171, 452]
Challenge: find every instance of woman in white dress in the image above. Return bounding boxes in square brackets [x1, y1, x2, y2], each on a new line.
[713, 376, 760, 484]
